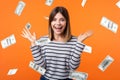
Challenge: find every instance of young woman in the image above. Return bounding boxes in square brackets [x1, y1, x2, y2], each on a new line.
[21, 6, 93, 80]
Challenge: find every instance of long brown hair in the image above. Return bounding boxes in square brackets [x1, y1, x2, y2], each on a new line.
[48, 6, 71, 42]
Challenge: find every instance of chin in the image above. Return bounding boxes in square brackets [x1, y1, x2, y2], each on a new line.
[55, 33, 62, 35]
[54, 31, 63, 35]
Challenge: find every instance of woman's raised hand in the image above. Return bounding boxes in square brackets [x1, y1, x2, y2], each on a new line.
[78, 30, 93, 42]
[21, 27, 36, 46]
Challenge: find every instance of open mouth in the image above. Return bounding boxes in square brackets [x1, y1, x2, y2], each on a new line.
[55, 26, 62, 29]
[52, 24, 64, 33]
[53, 25, 63, 31]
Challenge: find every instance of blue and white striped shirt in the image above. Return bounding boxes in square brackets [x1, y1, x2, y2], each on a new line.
[30, 35, 85, 80]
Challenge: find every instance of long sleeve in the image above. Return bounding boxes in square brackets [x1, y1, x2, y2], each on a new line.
[69, 41, 85, 70]
[30, 45, 45, 68]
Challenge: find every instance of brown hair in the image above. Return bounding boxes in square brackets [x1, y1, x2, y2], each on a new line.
[48, 6, 71, 42]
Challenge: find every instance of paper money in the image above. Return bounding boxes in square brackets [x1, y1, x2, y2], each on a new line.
[1, 34, 16, 49]
[98, 55, 114, 72]
[81, 0, 87, 7]
[69, 71, 88, 80]
[29, 61, 46, 75]
[116, 1, 120, 8]
[83, 45, 92, 53]
[15, 1, 26, 16]
[25, 22, 31, 29]
[45, 0, 54, 6]
[100, 16, 118, 33]
[7, 69, 18, 75]
[35, 38, 50, 45]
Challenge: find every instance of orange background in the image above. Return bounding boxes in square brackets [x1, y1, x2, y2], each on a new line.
[0, 0, 120, 80]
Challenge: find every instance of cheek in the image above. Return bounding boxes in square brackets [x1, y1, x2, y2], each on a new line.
[51, 22, 55, 27]
[62, 22, 66, 27]
[50, 22, 54, 28]
[51, 22, 53, 26]
[51, 24, 55, 30]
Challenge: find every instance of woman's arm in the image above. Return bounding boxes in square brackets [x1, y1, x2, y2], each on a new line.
[21, 28, 45, 67]
[69, 41, 85, 70]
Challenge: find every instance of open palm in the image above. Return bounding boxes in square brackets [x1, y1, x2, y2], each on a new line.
[21, 28, 36, 45]
[78, 30, 93, 42]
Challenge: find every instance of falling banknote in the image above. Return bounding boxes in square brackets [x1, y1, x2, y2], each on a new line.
[1, 34, 16, 49]
[98, 55, 114, 72]
[81, 0, 87, 7]
[45, 0, 54, 6]
[100, 16, 118, 33]
[29, 61, 46, 75]
[83, 45, 92, 53]
[25, 22, 31, 29]
[35, 38, 50, 45]
[7, 68, 18, 75]
[116, 0, 120, 8]
[15, 1, 26, 16]
[69, 71, 88, 80]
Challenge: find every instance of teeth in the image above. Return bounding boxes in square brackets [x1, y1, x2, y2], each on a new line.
[53, 25, 62, 29]
[55, 27, 62, 29]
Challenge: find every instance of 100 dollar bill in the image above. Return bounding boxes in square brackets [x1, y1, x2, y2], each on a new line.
[15, 1, 26, 16]
[29, 61, 46, 75]
[98, 55, 114, 72]
[69, 71, 88, 80]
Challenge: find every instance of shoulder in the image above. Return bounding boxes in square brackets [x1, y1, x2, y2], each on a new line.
[70, 35, 78, 41]
[39, 35, 49, 39]
[37, 35, 50, 41]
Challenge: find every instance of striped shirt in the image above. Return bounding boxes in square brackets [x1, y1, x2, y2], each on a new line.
[30, 35, 85, 80]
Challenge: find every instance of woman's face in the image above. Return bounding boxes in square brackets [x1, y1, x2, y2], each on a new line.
[51, 12, 66, 36]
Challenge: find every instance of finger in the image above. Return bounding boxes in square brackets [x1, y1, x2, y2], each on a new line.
[23, 28, 31, 37]
[22, 31, 28, 38]
[21, 33, 32, 42]
[25, 27, 32, 37]
[33, 32, 36, 38]
[21, 34, 27, 39]
[87, 30, 93, 36]
[78, 33, 83, 37]
[22, 30, 31, 39]
[84, 30, 92, 37]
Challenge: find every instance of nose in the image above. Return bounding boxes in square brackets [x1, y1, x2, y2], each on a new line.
[56, 20, 60, 25]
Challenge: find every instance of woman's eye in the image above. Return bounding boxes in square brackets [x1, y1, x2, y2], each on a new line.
[52, 18, 65, 22]
[60, 18, 65, 21]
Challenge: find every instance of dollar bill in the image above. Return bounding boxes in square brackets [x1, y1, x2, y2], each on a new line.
[1, 34, 16, 49]
[25, 22, 31, 29]
[15, 1, 26, 16]
[83, 45, 92, 53]
[100, 16, 118, 33]
[35, 38, 50, 45]
[81, 0, 87, 7]
[69, 71, 88, 80]
[116, 1, 120, 8]
[45, 0, 54, 6]
[29, 61, 46, 75]
[7, 68, 18, 75]
[98, 55, 114, 72]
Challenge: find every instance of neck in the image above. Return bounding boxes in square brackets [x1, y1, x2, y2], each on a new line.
[53, 34, 64, 42]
